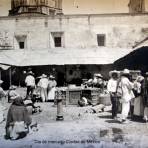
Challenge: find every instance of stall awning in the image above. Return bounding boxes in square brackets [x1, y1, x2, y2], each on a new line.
[0, 64, 10, 70]
[0, 47, 134, 66]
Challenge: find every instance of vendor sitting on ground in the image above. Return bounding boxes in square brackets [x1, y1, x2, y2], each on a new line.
[78, 97, 89, 107]
[8, 85, 20, 103]
[32, 87, 42, 102]
[5, 96, 32, 140]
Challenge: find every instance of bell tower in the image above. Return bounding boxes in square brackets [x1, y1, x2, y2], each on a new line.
[9, 0, 63, 16]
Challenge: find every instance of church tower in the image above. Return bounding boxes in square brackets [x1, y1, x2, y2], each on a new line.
[9, 0, 62, 16]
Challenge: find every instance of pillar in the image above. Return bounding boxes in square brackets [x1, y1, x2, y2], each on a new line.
[56, 90, 64, 121]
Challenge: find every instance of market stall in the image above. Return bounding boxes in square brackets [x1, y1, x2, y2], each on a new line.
[54, 86, 110, 106]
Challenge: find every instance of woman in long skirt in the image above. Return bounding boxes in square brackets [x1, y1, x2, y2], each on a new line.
[47, 75, 57, 101]
[133, 76, 144, 120]
[142, 73, 148, 122]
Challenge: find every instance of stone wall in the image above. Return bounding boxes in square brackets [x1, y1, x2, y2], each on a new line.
[0, 14, 147, 50]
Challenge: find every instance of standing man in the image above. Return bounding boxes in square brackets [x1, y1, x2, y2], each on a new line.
[47, 75, 57, 101]
[0, 80, 6, 123]
[120, 69, 135, 123]
[107, 70, 119, 119]
[25, 71, 35, 99]
[38, 74, 49, 102]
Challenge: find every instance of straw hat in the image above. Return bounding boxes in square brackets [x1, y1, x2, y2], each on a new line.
[122, 69, 130, 75]
[41, 74, 47, 78]
[94, 73, 103, 78]
[49, 75, 55, 79]
[109, 70, 120, 77]
[136, 76, 144, 82]
[9, 85, 17, 90]
[27, 71, 34, 75]
[0, 80, 3, 84]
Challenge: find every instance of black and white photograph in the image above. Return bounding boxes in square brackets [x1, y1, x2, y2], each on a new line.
[0, 0, 148, 148]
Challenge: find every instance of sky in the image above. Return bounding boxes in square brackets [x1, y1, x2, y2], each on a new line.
[0, 0, 147, 16]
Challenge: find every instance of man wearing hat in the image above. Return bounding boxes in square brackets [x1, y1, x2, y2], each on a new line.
[119, 69, 135, 123]
[25, 71, 35, 98]
[90, 73, 103, 88]
[47, 75, 57, 101]
[38, 74, 49, 102]
[107, 70, 119, 119]
[0, 80, 6, 123]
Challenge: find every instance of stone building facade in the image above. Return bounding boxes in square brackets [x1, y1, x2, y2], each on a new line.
[9, 0, 62, 16]
[0, 0, 148, 87]
[0, 14, 147, 51]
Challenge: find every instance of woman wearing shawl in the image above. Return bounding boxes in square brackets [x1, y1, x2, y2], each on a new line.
[47, 75, 57, 101]
[142, 72, 148, 122]
[5, 96, 32, 140]
[133, 76, 144, 120]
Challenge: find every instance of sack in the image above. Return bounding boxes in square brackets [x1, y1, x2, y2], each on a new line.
[116, 87, 122, 98]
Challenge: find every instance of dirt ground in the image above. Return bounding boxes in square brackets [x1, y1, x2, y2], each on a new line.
[0, 88, 148, 148]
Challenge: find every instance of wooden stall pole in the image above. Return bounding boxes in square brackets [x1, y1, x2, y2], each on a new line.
[9, 67, 12, 87]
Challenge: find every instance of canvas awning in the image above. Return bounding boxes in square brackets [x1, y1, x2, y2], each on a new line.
[0, 64, 10, 70]
[0, 47, 134, 67]
[133, 37, 148, 49]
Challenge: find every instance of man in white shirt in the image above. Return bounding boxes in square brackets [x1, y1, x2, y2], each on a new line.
[38, 74, 49, 102]
[25, 71, 35, 98]
[120, 69, 135, 123]
[47, 75, 57, 101]
[107, 70, 119, 119]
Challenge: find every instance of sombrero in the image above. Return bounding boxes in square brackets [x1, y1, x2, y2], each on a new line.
[136, 76, 144, 82]
[94, 73, 103, 78]
[49, 75, 55, 79]
[109, 70, 120, 77]
[41, 74, 47, 78]
[27, 71, 34, 75]
[122, 69, 130, 75]
[9, 85, 17, 90]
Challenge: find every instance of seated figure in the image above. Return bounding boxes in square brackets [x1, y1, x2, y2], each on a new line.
[5, 96, 32, 140]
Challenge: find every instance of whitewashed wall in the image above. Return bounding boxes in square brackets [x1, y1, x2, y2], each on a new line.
[0, 14, 147, 50]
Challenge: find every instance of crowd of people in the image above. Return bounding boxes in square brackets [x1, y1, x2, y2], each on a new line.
[0, 70, 57, 140]
[0, 68, 148, 140]
[107, 69, 148, 123]
[25, 71, 57, 102]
